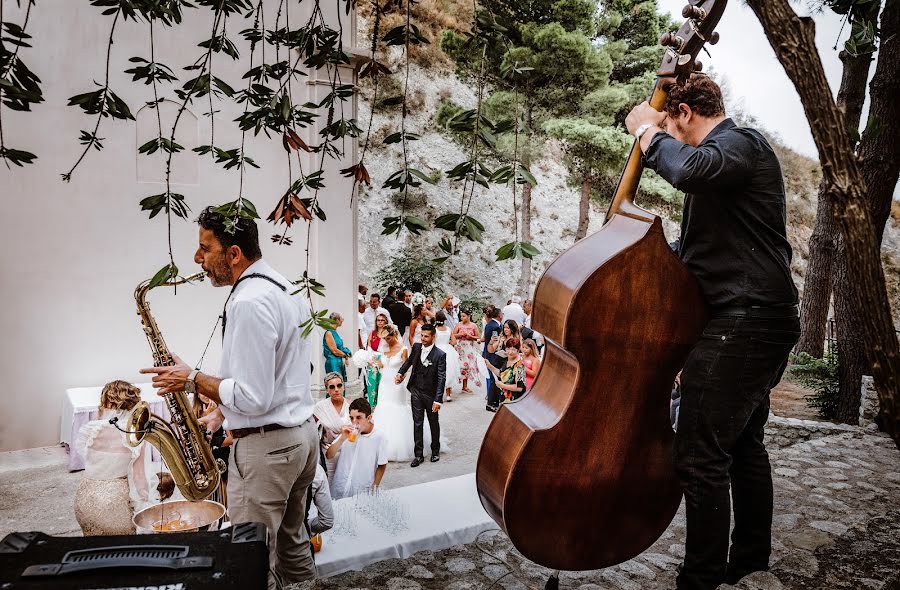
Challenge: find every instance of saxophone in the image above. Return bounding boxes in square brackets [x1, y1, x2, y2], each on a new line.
[126, 271, 226, 502]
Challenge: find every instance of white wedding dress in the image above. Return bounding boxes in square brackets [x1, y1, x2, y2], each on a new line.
[373, 346, 449, 461]
[435, 327, 461, 394]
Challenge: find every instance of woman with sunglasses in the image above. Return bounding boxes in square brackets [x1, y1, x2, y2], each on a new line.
[313, 372, 351, 485]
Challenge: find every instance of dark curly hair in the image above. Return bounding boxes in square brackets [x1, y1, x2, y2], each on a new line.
[665, 74, 725, 119]
[196, 206, 262, 261]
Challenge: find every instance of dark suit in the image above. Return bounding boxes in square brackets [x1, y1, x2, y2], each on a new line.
[388, 300, 413, 337]
[398, 343, 446, 459]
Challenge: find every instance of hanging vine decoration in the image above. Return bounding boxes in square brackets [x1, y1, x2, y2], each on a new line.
[437, 4, 539, 264]
[0, 0, 43, 167]
[379, 0, 436, 238]
[340, 0, 388, 200]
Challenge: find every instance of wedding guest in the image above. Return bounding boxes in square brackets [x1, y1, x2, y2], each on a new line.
[453, 309, 483, 394]
[434, 311, 461, 402]
[313, 372, 350, 485]
[409, 304, 427, 348]
[440, 295, 459, 330]
[383, 286, 398, 308]
[488, 337, 527, 403]
[363, 293, 392, 330]
[523, 299, 533, 328]
[423, 296, 437, 322]
[358, 284, 368, 298]
[483, 306, 504, 412]
[323, 312, 352, 382]
[387, 289, 413, 337]
[327, 398, 389, 499]
[357, 297, 368, 350]
[522, 338, 541, 391]
[501, 296, 527, 327]
[491, 319, 522, 369]
[74, 380, 167, 535]
[403, 290, 414, 313]
[307, 463, 334, 535]
[368, 313, 390, 353]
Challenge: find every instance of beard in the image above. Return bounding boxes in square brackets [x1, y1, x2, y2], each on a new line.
[204, 256, 234, 287]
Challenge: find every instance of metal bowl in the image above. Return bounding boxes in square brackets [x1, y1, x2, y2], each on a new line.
[133, 500, 226, 534]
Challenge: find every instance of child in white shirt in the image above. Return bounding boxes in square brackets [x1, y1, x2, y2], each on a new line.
[327, 398, 388, 499]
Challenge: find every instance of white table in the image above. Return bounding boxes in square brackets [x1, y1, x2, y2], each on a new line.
[61, 382, 168, 471]
[315, 473, 496, 578]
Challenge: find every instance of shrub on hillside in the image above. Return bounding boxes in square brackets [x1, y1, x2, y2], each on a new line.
[376, 250, 446, 298]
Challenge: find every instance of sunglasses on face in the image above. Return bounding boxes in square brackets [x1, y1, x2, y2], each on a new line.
[327, 383, 344, 390]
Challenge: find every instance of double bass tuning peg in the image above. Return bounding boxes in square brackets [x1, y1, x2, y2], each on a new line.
[682, 4, 707, 20]
[659, 31, 684, 50]
[693, 61, 703, 72]
[708, 31, 720, 45]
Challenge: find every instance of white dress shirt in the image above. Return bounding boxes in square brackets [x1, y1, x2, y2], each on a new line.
[501, 303, 526, 327]
[420, 343, 434, 363]
[217, 259, 314, 429]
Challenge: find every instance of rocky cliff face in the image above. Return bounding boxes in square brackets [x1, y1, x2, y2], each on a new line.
[356, 57, 900, 318]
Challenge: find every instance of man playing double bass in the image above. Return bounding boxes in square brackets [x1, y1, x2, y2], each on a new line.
[625, 74, 800, 590]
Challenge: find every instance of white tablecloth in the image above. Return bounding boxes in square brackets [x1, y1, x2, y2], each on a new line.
[61, 382, 168, 471]
[315, 473, 496, 578]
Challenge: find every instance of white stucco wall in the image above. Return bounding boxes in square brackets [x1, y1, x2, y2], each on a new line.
[0, 1, 359, 452]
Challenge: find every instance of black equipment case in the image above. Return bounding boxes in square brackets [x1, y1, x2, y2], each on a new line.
[0, 522, 268, 590]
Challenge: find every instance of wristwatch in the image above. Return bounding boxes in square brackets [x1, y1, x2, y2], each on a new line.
[634, 123, 654, 141]
[184, 369, 200, 394]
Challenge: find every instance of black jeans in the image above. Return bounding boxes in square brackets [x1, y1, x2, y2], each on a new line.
[675, 314, 800, 590]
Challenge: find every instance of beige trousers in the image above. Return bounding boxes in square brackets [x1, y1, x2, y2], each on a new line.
[227, 418, 319, 587]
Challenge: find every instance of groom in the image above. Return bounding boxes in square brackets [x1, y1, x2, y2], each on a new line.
[394, 323, 446, 467]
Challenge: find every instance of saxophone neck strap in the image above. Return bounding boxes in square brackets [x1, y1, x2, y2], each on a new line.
[221, 273, 288, 338]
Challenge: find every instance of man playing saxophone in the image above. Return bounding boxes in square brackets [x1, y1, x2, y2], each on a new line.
[141, 206, 319, 588]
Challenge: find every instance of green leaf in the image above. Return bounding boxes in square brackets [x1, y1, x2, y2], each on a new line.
[148, 263, 178, 289]
[516, 163, 537, 186]
[404, 216, 429, 235]
[408, 168, 437, 185]
[495, 242, 517, 261]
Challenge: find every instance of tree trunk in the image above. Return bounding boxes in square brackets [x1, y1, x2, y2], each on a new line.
[832, 0, 900, 424]
[796, 195, 835, 357]
[796, 41, 875, 358]
[833, 233, 869, 423]
[519, 180, 533, 294]
[519, 104, 535, 296]
[859, 0, 900, 245]
[575, 176, 591, 241]
[747, 0, 900, 449]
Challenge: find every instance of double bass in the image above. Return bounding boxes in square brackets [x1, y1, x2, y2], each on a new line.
[476, 0, 726, 571]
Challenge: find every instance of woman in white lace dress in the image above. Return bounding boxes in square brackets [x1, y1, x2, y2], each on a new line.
[434, 311, 461, 402]
[74, 380, 160, 535]
[373, 326, 447, 461]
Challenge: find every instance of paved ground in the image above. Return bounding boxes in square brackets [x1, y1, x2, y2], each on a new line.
[2, 382, 899, 590]
[0, 386, 494, 539]
[292, 423, 900, 590]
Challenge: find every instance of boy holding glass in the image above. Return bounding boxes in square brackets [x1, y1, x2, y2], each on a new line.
[327, 398, 389, 499]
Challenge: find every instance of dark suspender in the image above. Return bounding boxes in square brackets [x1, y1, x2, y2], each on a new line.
[222, 273, 287, 338]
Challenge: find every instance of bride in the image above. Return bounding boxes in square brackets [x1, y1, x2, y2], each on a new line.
[374, 325, 447, 461]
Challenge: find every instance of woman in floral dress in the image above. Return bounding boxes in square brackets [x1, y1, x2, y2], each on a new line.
[452, 309, 483, 393]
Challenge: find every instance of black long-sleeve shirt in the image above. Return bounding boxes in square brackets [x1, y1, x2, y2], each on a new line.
[643, 118, 798, 309]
